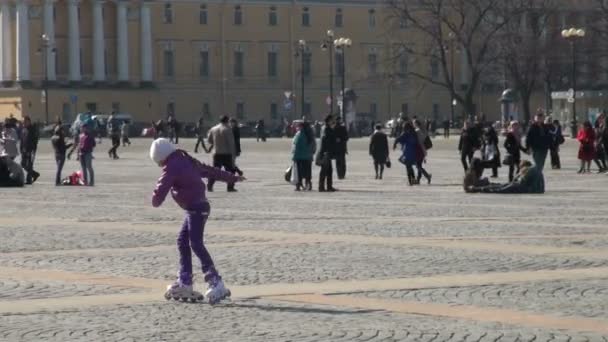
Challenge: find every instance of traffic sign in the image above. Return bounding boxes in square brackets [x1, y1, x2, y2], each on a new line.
[284, 91, 292, 99]
[567, 97, 575, 103]
[326, 96, 332, 106]
[40, 91, 46, 104]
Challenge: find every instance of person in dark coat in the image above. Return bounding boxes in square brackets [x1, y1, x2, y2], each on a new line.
[394, 122, 419, 186]
[255, 120, 266, 142]
[229, 118, 244, 176]
[20, 116, 40, 184]
[481, 126, 500, 178]
[316, 115, 338, 192]
[107, 112, 120, 160]
[549, 119, 564, 169]
[51, 125, 73, 186]
[503, 121, 525, 182]
[525, 111, 552, 171]
[458, 121, 478, 171]
[194, 117, 208, 153]
[334, 116, 349, 180]
[369, 124, 389, 179]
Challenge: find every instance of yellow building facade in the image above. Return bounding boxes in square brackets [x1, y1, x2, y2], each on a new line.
[0, 0, 550, 125]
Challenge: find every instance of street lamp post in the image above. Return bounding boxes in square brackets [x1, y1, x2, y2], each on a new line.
[561, 27, 585, 133]
[297, 39, 307, 119]
[448, 32, 456, 125]
[321, 30, 335, 114]
[335, 37, 352, 120]
[40, 34, 51, 124]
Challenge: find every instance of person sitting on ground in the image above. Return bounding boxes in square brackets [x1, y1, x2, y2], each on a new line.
[467, 160, 545, 194]
[463, 158, 490, 193]
[0, 155, 25, 187]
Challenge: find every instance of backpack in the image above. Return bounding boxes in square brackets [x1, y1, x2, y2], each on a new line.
[424, 135, 433, 150]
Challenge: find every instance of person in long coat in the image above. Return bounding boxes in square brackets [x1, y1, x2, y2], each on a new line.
[369, 124, 389, 179]
[577, 121, 596, 173]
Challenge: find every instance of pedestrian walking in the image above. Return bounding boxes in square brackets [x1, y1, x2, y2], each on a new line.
[194, 117, 208, 153]
[549, 119, 564, 169]
[292, 121, 316, 191]
[51, 126, 72, 186]
[107, 113, 120, 159]
[19, 116, 40, 184]
[121, 120, 131, 147]
[577, 121, 596, 174]
[316, 115, 338, 192]
[334, 117, 349, 180]
[206, 116, 238, 192]
[255, 120, 267, 142]
[369, 124, 389, 180]
[394, 122, 419, 186]
[503, 121, 525, 182]
[413, 119, 432, 184]
[78, 125, 96, 186]
[525, 111, 552, 171]
[593, 115, 607, 173]
[458, 121, 478, 171]
[482, 126, 500, 178]
[150, 138, 244, 304]
[443, 119, 450, 139]
[229, 118, 244, 176]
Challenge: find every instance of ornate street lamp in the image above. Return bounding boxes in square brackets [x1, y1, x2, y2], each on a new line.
[40, 33, 53, 124]
[561, 27, 585, 133]
[321, 29, 335, 114]
[335, 37, 352, 120]
[296, 39, 307, 119]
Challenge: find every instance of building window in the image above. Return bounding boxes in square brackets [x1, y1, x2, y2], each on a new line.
[269, 6, 277, 26]
[167, 102, 175, 115]
[112, 102, 120, 112]
[368, 52, 377, 75]
[199, 50, 209, 78]
[85, 103, 97, 112]
[335, 8, 343, 27]
[302, 7, 310, 27]
[401, 103, 409, 115]
[370, 103, 377, 116]
[203, 102, 210, 118]
[236, 102, 244, 119]
[432, 103, 440, 120]
[335, 52, 344, 76]
[270, 102, 278, 120]
[234, 5, 242, 25]
[267, 51, 278, 77]
[399, 53, 408, 76]
[368, 9, 376, 28]
[163, 3, 173, 24]
[303, 101, 311, 116]
[234, 51, 244, 77]
[430, 57, 439, 80]
[200, 5, 207, 25]
[164, 49, 175, 78]
[302, 51, 311, 77]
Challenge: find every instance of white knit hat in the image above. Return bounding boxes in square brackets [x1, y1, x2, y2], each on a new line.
[149, 138, 176, 165]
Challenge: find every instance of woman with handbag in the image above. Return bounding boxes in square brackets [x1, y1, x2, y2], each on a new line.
[369, 123, 389, 180]
[577, 121, 596, 173]
[503, 121, 524, 182]
[394, 122, 419, 186]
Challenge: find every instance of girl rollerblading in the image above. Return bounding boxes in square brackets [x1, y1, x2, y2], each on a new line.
[150, 138, 244, 304]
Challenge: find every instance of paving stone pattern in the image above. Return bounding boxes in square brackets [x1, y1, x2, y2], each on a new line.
[0, 137, 607, 341]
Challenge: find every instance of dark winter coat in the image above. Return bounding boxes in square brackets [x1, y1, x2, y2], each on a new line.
[20, 124, 39, 153]
[458, 128, 478, 154]
[525, 123, 552, 152]
[504, 133, 524, 164]
[334, 124, 349, 155]
[369, 131, 389, 162]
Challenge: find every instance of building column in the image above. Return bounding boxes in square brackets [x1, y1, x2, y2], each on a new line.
[116, 0, 129, 83]
[92, 0, 105, 82]
[68, 0, 81, 82]
[0, 1, 13, 85]
[16, 0, 30, 83]
[140, 1, 153, 85]
[43, 0, 56, 81]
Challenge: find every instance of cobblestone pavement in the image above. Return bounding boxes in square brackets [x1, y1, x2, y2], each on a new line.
[0, 137, 607, 341]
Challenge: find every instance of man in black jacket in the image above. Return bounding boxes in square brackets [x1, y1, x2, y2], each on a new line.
[318, 115, 338, 192]
[334, 116, 349, 179]
[229, 118, 244, 176]
[525, 112, 552, 171]
[19, 116, 40, 184]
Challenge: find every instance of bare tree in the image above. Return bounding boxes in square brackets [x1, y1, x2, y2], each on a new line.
[386, 0, 527, 119]
[498, 1, 556, 124]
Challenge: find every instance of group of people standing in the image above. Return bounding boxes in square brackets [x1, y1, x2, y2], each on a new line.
[0, 115, 40, 186]
[576, 112, 608, 174]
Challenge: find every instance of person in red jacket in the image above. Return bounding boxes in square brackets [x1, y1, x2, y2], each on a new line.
[577, 121, 596, 173]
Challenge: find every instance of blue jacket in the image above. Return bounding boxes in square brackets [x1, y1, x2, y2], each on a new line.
[395, 132, 418, 164]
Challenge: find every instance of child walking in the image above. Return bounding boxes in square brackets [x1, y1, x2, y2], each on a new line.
[150, 138, 244, 304]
